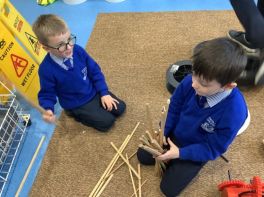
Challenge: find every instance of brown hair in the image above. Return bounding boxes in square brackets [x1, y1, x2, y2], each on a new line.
[192, 37, 247, 86]
[32, 14, 69, 45]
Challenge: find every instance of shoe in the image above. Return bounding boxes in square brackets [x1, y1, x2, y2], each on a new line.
[237, 56, 260, 86]
[237, 69, 256, 86]
[227, 30, 259, 54]
[255, 60, 264, 85]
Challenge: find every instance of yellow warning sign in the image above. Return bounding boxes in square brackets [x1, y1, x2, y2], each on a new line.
[0, 0, 46, 64]
[11, 54, 28, 77]
[0, 20, 39, 105]
[25, 32, 42, 56]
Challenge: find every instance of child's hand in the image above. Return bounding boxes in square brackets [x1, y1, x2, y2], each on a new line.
[101, 95, 119, 111]
[156, 137, 179, 161]
[42, 109, 56, 123]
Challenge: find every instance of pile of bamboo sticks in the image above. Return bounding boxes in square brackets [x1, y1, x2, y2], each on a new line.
[89, 122, 147, 197]
[89, 103, 169, 196]
[138, 104, 167, 177]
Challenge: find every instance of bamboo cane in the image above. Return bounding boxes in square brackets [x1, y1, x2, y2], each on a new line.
[141, 135, 150, 145]
[0, 74, 64, 129]
[160, 160, 166, 170]
[94, 174, 114, 197]
[154, 159, 161, 177]
[130, 180, 148, 197]
[138, 144, 162, 157]
[158, 128, 163, 146]
[150, 139, 164, 153]
[105, 151, 137, 179]
[160, 106, 166, 146]
[146, 103, 154, 136]
[153, 130, 159, 142]
[138, 164, 142, 197]
[90, 135, 130, 197]
[163, 136, 168, 146]
[89, 122, 140, 197]
[15, 136, 45, 197]
[126, 154, 138, 197]
[139, 137, 151, 146]
[145, 130, 154, 142]
[111, 142, 140, 179]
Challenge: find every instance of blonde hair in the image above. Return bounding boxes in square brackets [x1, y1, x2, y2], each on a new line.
[32, 14, 69, 45]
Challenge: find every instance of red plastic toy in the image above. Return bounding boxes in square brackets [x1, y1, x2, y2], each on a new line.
[218, 176, 264, 197]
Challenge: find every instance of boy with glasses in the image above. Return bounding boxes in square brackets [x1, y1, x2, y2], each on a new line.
[32, 14, 126, 131]
[137, 38, 249, 197]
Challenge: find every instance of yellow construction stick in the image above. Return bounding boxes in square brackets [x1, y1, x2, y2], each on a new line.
[15, 135, 45, 197]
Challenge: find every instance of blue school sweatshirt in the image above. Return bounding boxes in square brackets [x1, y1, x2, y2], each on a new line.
[165, 75, 248, 162]
[38, 44, 108, 111]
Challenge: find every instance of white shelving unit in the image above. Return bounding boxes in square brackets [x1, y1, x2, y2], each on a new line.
[0, 81, 29, 196]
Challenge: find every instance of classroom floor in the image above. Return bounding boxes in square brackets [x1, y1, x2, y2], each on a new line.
[5, 0, 233, 196]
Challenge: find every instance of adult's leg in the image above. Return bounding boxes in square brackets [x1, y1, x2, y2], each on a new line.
[230, 0, 264, 48]
[68, 94, 116, 132]
[257, 0, 264, 17]
[160, 159, 206, 197]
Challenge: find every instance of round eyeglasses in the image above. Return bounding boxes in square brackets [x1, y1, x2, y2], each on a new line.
[46, 34, 76, 52]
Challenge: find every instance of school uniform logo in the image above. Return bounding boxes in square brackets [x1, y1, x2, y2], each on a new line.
[201, 117, 215, 133]
[81, 67, 87, 80]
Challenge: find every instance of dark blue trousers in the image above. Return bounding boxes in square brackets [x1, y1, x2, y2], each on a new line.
[137, 137, 206, 197]
[65, 92, 126, 131]
[230, 0, 264, 48]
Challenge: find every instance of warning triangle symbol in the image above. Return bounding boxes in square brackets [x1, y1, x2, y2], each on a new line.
[25, 32, 41, 55]
[11, 54, 28, 77]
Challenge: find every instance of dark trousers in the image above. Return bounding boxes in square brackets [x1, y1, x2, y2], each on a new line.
[137, 137, 206, 197]
[65, 92, 126, 132]
[230, 0, 264, 48]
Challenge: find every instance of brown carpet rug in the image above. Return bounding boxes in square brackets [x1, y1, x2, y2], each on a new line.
[30, 11, 264, 197]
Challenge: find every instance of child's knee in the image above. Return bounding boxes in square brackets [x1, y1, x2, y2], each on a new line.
[117, 100, 126, 115]
[96, 116, 115, 132]
[160, 184, 178, 197]
[137, 148, 155, 165]
[160, 179, 181, 197]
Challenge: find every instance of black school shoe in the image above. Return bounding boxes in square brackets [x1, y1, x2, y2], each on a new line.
[255, 60, 264, 85]
[237, 57, 259, 86]
[228, 30, 259, 54]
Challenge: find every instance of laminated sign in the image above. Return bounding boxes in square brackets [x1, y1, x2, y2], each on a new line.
[0, 0, 46, 105]
[0, 20, 40, 105]
[0, 0, 46, 64]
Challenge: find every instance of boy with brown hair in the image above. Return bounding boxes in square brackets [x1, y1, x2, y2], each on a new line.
[137, 37, 249, 196]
